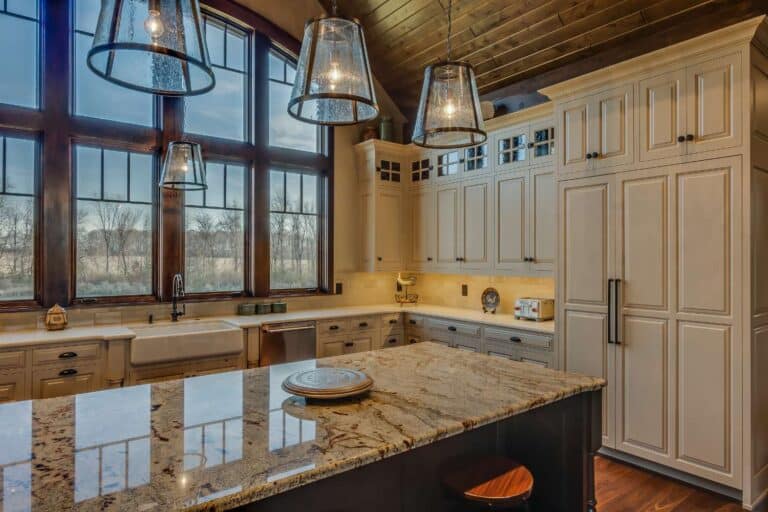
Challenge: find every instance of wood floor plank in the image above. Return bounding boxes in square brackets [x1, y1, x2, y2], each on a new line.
[595, 456, 743, 512]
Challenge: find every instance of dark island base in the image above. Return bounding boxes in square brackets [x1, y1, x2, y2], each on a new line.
[242, 390, 602, 512]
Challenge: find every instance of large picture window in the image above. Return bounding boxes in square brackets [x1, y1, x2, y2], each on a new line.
[0, 0, 332, 309]
[184, 162, 246, 293]
[0, 134, 36, 301]
[75, 145, 155, 298]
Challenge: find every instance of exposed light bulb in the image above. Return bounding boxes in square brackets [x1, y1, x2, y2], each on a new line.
[144, 10, 165, 42]
[444, 101, 456, 117]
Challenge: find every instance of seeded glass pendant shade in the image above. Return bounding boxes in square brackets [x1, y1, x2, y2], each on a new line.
[412, 0, 486, 149]
[288, 5, 378, 125]
[88, 0, 215, 96]
[160, 142, 206, 190]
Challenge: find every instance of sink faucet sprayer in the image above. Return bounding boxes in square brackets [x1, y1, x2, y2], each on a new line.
[171, 273, 185, 322]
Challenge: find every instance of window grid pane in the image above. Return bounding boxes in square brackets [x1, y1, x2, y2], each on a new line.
[75, 145, 154, 298]
[0, 135, 36, 301]
[268, 49, 320, 153]
[269, 169, 320, 290]
[0, 2, 39, 109]
[184, 162, 246, 293]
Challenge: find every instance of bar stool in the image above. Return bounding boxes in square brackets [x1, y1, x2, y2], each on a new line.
[442, 455, 534, 510]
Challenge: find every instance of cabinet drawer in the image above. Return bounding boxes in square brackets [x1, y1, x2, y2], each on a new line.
[485, 340, 555, 368]
[484, 327, 553, 351]
[0, 350, 25, 370]
[317, 319, 349, 337]
[33, 343, 101, 366]
[380, 333, 404, 349]
[406, 335, 421, 345]
[454, 334, 481, 352]
[0, 372, 26, 403]
[427, 318, 481, 338]
[350, 316, 378, 331]
[33, 364, 100, 399]
[380, 313, 404, 332]
[405, 314, 428, 329]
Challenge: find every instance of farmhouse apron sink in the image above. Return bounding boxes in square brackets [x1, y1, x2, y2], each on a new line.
[130, 321, 243, 366]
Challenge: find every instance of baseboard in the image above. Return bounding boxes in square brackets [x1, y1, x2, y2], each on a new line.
[751, 488, 768, 511]
[598, 448, 742, 502]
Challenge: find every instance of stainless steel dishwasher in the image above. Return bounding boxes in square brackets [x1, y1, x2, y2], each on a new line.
[259, 321, 317, 366]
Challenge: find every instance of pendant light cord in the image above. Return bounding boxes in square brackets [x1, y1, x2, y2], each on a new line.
[331, 0, 338, 15]
[446, 0, 452, 61]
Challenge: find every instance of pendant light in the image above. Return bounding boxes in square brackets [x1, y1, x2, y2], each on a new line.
[412, 0, 486, 149]
[88, 0, 215, 96]
[159, 142, 207, 190]
[288, 0, 379, 125]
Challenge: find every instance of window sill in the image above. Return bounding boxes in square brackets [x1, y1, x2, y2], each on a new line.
[267, 289, 331, 299]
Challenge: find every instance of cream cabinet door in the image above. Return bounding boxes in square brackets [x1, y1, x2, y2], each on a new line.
[408, 188, 435, 271]
[591, 83, 634, 169]
[495, 172, 528, 274]
[558, 174, 617, 448]
[374, 189, 403, 271]
[33, 365, 100, 399]
[614, 168, 674, 463]
[557, 98, 591, 175]
[685, 53, 741, 155]
[529, 118, 556, 168]
[493, 124, 530, 173]
[529, 167, 555, 274]
[436, 184, 460, 269]
[0, 372, 27, 403]
[460, 177, 493, 272]
[639, 70, 686, 162]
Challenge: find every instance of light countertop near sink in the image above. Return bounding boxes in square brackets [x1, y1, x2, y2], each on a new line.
[0, 304, 554, 349]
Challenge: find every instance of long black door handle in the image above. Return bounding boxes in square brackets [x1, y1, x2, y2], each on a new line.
[614, 279, 622, 345]
[608, 279, 615, 344]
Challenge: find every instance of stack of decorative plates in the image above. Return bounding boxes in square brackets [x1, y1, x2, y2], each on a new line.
[282, 367, 373, 400]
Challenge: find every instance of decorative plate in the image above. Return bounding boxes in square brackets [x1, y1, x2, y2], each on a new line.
[481, 287, 501, 314]
[282, 368, 373, 400]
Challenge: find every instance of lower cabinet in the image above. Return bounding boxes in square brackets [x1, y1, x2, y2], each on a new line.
[127, 354, 245, 385]
[33, 364, 101, 399]
[320, 336, 375, 357]
[0, 372, 27, 403]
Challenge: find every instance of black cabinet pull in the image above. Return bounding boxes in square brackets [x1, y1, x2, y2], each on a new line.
[686, 134, 694, 141]
[608, 279, 616, 344]
[389, 319, 397, 324]
[388, 338, 397, 344]
[591, 152, 599, 159]
[344, 342, 354, 347]
[409, 319, 417, 325]
[427, 257, 433, 261]
[677, 135, 686, 143]
[58, 351, 78, 359]
[409, 338, 417, 344]
[359, 322, 368, 328]
[510, 336, 522, 343]
[377, 257, 383, 262]
[329, 325, 339, 331]
[59, 368, 78, 377]
[527, 142, 534, 148]
[448, 326, 457, 332]
[586, 153, 592, 159]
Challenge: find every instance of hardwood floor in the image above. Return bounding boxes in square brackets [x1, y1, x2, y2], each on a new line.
[595, 456, 743, 512]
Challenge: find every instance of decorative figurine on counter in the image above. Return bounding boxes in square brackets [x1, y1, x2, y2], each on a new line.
[395, 273, 418, 305]
[45, 304, 68, 330]
[481, 288, 500, 314]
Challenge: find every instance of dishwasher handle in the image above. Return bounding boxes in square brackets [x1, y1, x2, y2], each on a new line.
[262, 324, 316, 334]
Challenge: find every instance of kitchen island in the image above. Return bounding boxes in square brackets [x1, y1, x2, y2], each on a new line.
[0, 342, 604, 512]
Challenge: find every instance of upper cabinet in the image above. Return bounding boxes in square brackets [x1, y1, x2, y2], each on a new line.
[494, 118, 556, 173]
[556, 83, 634, 176]
[639, 53, 742, 162]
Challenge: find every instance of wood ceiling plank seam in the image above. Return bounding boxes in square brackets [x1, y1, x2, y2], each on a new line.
[470, 0, 691, 77]
[362, 0, 430, 29]
[376, 0, 584, 87]
[365, 0, 443, 39]
[474, 0, 728, 93]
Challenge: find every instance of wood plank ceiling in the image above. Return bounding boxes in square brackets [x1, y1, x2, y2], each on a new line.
[320, 0, 766, 120]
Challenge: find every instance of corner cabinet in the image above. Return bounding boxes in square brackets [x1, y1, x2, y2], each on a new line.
[356, 140, 407, 272]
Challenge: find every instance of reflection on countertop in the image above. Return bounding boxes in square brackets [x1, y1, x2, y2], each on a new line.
[0, 342, 600, 512]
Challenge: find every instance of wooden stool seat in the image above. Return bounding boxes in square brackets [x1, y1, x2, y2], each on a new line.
[442, 456, 534, 509]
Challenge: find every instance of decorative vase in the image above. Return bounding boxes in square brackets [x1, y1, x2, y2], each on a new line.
[45, 304, 68, 331]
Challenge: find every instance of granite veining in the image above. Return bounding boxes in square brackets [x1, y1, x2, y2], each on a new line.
[0, 343, 603, 511]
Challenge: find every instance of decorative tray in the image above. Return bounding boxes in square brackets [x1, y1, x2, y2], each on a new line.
[282, 367, 373, 400]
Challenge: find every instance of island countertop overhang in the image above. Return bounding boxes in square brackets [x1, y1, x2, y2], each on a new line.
[5, 342, 604, 512]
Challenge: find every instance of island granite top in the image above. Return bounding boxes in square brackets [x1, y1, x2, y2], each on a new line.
[0, 342, 604, 511]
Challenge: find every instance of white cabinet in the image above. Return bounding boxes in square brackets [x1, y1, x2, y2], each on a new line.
[639, 53, 742, 162]
[407, 187, 436, 271]
[495, 167, 555, 275]
[557, 83, 634, 176]
[493, 119, 556, 173]
[460, 177, 493, 272]
[435, 183, 460, 269]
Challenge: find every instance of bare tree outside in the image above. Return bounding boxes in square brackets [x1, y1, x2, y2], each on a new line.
[0, 195, 35, 300]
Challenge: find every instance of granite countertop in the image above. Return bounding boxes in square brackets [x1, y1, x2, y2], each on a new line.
[0, 343, 602, 511]
[0, 304, 554, 349]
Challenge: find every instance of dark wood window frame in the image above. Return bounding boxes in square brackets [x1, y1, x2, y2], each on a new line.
[0, 0, 333, 311]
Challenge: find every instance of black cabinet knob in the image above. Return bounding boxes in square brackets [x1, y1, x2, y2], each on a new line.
[359, 322, 368, 328]
[409, 338, 417, 344]
[510, 337, 522, 343]
[377, 257, 383, 262]
[388, 338, 397, 344]
[58, 351, 78, 359]
[677, 135, 686, 143]
[409, 319, 417, 325]
[448, 326, 457, 332]
[329, 325, 339, 330]
[591, 152, 599, 158]
[59, 368, 78, 376]
[344, 342, 354, 347]
[586, 153, 592, 159]
[686, 134, 694, 141]
[389, 319, 397, 324]
[527, 142, 534, 148]
[427, 257, 433, 262]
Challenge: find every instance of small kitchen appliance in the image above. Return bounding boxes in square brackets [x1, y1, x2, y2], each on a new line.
[514, 298, 555, 321]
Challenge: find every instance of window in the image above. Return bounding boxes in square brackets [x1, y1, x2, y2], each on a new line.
[0, 135, 36, 301]
[0, 0, 38, 108]
[268, 49, 319, 152]
[437, 151, 461, 177]
[75, 145, 155, 298]
[184, 162, 246, 293]
[73, 0, 154, 126]
[185, 14, 249, 141]
[269, 169, 320, 290]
